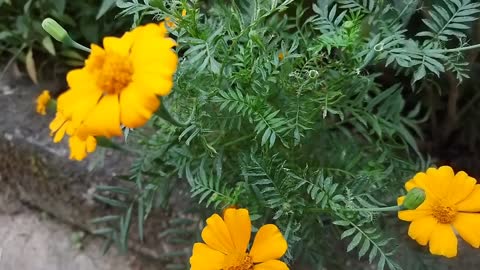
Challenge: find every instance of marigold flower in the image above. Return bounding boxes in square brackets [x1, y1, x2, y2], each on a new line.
[278, 52, 285, 61]
[398, 166, 480, 258]
[165, 17, 176, 29]
[51, 22, 177, 140]
[36, 90, 51, 115]
[182, 9, 187, 17]
[190, 208, 289, 270]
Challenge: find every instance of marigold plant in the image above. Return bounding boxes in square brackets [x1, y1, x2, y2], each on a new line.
[36, 0, 480, 269]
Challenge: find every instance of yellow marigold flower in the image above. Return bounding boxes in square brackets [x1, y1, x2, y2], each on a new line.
[398, 166, 480, 258]
[54, 23, 177, 140]
[190, 208, 289, 270]
[36, 90, 51, 115]
[182, 9, 187, 17]
[165, 17, 176, 29]
[69, 135, 97, 161]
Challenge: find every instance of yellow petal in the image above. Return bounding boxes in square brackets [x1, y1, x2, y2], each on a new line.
[448, 171, 476, 204]
[189, 243, 225, 270]
[53, 122, 67, 143]
[407, 215, 437, 246]
[201, 214, 235, 254]
[398, 203, 432, 221]
[397, 196, 405, 205]
[68, 136, 88, 161]
[456, 185, 480, 212]
[86, 136, 97, 153]
[49, 113, 66, 133]
[249, 224, 287, 263]
[428, 223, 457, 258]
[453, 213, 480, 248]
[223, 208, 251, 252]
[103, 36, 132, 56]
[119, 83, 159, 128]
[78, 94, 122, 138]
[253, 260, 289, 270]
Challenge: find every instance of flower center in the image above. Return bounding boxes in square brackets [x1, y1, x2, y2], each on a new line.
[432, 204, 457, 224]
[222, 252, 254, 270]
[96, 52, 133, 95]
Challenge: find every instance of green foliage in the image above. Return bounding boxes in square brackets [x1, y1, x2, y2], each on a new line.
[0, 0, 129, 81]
[83, 0, 480, 269]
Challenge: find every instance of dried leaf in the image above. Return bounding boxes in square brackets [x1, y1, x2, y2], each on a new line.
[25, 48, 38, 84]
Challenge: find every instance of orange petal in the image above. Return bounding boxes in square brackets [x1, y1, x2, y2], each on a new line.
[86, 136, 97, 153]
[398, 208, 431, 222]
[253, 260, 289, 270]
[223, 208, 251, 252]
[68, 136, 88, 161]
[78, 94, 122, 138]
[119, 83, 159, 128]
[456, 185, 480, 212]
[448, 171, 476, 204]
[397, 196, 405, 206]
[249, 224, 287, 263]
[189, 243, 225, 270]
[428, 223, 458, 258]
[53, 122, 68, 143]
[407, 215, 437, 246]
[103, 36, 132, 56]
[201, 214, 235, 254]
[453, 213, 480, 248]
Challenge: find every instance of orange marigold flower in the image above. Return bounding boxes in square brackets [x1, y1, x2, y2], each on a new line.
[278, 52, 285, 61]
[48, 22, 178, 161]
[190, 208, 289, 270]
[165, 17, 176, 29]
[398, 166, 480, 258]
[36, 90, 51, 115]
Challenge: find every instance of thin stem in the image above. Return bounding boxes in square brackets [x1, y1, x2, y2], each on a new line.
[71, 41, 91, 53]
[353, 205, 403, 212]
[435, 43, 480, 53]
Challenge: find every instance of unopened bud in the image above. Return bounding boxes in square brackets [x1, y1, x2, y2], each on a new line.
[402, 188, 426, 210]
[42, 18, 70, 44]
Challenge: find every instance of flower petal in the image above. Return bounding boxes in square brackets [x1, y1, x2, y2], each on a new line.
[249, 224, 287, 263]
[68, 136, 91, 161]
[428, 223, 458, 258]
[189, 243, 225, 270]
[448, 171, 476, 204]
[119, 83, 159, 128]
[407, 215, 437, 246]
[253, 260, 289, 270]
[201, 214, 235, 254]
[78, 94, 122, 138]
[223, 208, 251, 253]
[457, 185, 480, 212]
[103, 36, 132, 56]
[397, 196, 405, 206]
[453, 213, 480, 248]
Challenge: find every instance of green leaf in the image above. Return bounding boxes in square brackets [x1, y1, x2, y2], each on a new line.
[97, 0, 117, 19]
[25, 47, 38, 84]
[347, 232, 362, 252]
[42, 36, 56, 55]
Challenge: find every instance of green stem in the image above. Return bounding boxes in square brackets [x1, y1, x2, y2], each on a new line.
[436, 43, 480, 53]
[71, 40, 91, 53]
[353, 205, 403, 212]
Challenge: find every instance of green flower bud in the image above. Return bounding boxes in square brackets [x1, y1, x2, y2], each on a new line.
[402, 188, 426, 210]
[42, 18, 70, 44]
[343, 21, 355, 29]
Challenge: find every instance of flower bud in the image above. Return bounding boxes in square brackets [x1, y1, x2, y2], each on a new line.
[402, 188, 426, 210]
[42, 18, 70, 44]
